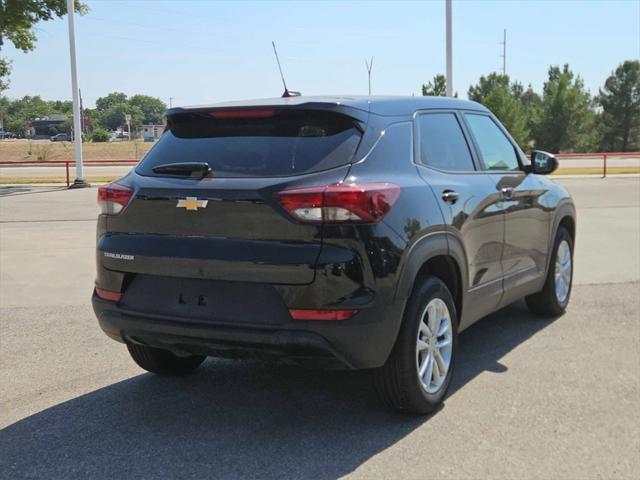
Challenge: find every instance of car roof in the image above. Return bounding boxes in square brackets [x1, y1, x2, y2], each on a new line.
[166, 95, 488, 117]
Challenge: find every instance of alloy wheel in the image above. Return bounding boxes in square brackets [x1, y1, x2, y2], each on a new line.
[554, 240, 572, 304]
[416, 298, 453, 394]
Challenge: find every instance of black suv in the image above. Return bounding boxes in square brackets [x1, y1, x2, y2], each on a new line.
[93, 96, 576, 414]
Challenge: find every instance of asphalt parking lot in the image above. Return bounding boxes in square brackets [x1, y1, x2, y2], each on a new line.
[1, 176, 639, 479]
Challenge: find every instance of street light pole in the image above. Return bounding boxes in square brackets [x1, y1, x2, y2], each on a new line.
[445, 0, 453, 97]
[66, 0, 89, 188]
[501, 28, 507, 75]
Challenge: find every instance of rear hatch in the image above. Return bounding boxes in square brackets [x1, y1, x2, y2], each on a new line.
[99, 106, 365, 285]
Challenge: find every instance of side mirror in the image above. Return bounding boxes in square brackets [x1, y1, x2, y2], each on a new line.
[530, 150, 558, 175]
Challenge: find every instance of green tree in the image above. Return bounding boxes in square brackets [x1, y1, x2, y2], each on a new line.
[83, 107, 101, 130]
[519, 84, 543, 149]
[0, 95, 53, 135]
[95, 92, 128, 112]
[535, 64, 597, 153]
[598, 60, 640, 151]
[9, 95, 53, 117]
[90, 127, 111, 142]
[0, 58, 10, 93]
[520, 84, 542, 114]
[101, 103, 143, 131]
[0, 0, 87, 51]
[48, 100, 73, 114]
[0, 1, 87, 95]
[128, 94, 166, 124]
[468, 73, 509, 102]
[0, 95, 8, 114]
[422, 74, 447, 96]
[59, 118, 72, 134]
[468, 73, 529, 147]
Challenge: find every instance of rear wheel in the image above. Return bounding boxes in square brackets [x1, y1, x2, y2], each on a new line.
[526, 226, 574, 316]
[373, 276, 458, 415]
[127, 344, 206, 376]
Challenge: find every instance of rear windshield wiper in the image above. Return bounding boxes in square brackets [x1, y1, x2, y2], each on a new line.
[152, 162, 211, 179]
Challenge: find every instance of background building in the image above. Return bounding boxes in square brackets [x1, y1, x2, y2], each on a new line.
[28, 114, 69, 138]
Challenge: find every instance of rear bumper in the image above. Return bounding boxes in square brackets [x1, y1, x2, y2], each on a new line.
[92, 294, 404, 369]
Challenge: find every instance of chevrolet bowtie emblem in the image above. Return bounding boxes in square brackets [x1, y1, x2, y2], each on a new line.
[176, 197, 208, 211]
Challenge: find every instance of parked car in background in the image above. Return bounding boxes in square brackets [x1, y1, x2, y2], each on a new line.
[0, 130, 16, 139]
[110, 131, 130, 142]
[92, 96, 576, 414]
[50, 133, 71, 142]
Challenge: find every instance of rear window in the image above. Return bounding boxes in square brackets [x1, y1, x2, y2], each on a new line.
[417, 112, 475, 171]
[136, 109, 363, 178]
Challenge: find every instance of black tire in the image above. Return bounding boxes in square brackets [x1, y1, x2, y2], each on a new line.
[373, 275, 458, 415]
[127, 343, 206, 376]
[526, 226, 574, 316]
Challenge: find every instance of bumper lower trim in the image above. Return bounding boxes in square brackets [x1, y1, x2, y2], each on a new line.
[96, 306, 356, 369]
[93, 292, 405, 370]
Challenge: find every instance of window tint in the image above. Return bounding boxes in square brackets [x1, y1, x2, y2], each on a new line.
[464, 114, 520, 171]
[418, 113, 475, 171]
[136, 109, 362, 178]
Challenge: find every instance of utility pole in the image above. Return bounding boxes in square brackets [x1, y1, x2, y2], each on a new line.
[365, 57, 373, 96]
[169, 97, 174, 108]
[125, 114, 132, 140]
[445, 0, 453, 97]
[66, 0, 89, 188]
[500, 29, 507, 75]
[79, 88, 84, 135]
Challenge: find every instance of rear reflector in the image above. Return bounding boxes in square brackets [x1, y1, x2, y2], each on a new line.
[98, 183, 133, 215]
[95, 288, 123, 302]
[289, 309, 357, 321]
[210, 108, 275, 119]
[275, 183, 400, 224]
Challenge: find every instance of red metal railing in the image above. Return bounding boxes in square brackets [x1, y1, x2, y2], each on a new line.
[0, 159, 138, 187]
[0, 151, 638, 185]
[555, 151, 640, 178]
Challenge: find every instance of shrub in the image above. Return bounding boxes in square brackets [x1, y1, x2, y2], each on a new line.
[90, 128, 111, 142]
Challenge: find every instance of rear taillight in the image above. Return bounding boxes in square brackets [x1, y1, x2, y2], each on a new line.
[289, 309, 358, 321]
[98, 183, 133, 215]
[275, 183, 400, 224]
[95, 288, 122, 302]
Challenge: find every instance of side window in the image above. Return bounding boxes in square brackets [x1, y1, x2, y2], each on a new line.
[417, 113, 475, 172]
[464, 114, 520, 171]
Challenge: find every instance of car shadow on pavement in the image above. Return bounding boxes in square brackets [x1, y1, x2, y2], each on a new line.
[0, 185, 67, 197]
[0, 300, 558, 479]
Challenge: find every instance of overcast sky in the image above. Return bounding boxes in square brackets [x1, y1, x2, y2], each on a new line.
[3, 0, 640, 108]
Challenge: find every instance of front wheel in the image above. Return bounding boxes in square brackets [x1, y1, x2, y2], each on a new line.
[526, 226, 574, 316]
[373, 276, 458, 415]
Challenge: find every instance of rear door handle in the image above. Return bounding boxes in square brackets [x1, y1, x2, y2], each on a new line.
[501, 187, 514, 199]
[442, 190, 459, 204]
